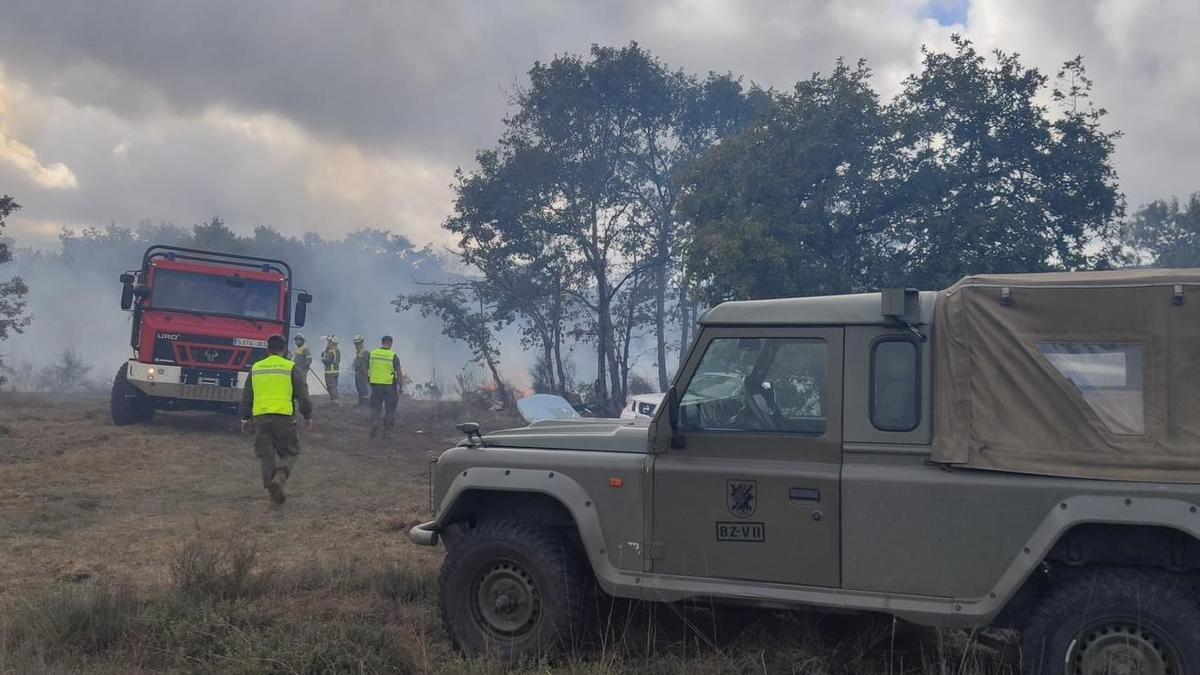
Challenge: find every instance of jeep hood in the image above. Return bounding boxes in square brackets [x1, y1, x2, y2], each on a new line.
[481, 418, 649, 453]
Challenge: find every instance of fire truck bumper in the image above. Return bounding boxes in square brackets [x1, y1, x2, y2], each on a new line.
[125, 361, 246, 403]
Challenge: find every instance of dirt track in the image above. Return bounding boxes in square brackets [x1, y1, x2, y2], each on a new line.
[0, 393, 476, 599]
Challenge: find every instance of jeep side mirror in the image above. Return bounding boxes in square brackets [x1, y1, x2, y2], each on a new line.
[294, 291, 313, 327]
[456, 422, 483, 447]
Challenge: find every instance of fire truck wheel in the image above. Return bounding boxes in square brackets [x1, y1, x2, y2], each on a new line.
[111, 364, 155, 425]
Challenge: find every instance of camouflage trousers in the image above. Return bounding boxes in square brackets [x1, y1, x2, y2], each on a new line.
[355, 372, 370, 406]
[253, 414, 300, 488]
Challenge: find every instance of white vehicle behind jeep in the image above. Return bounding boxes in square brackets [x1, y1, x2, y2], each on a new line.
[619, 392, 665, 421]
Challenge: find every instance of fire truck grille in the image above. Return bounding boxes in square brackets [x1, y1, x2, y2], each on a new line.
[172, 343, 251, 369]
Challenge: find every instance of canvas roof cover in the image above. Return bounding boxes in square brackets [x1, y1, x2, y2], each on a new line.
[932, 269, 1200, 483]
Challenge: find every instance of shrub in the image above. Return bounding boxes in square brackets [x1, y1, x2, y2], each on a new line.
[6, 581, 138, 657]
[169, 536, 271, 601]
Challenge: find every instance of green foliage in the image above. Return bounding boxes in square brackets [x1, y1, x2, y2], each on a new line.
[683, 59, 890, 302]
[444, 42, 759, 409]
[682, 38, 1125, 301]
[886, 39, 1123, 288]
[0, 195, 31, 385]
[1123, 194, 1200, 267]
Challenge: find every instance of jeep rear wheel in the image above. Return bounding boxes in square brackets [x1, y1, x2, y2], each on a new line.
[110, 364, 155, 426]
[1020, 568, 1200, 675]
[438, 519, 595, 662]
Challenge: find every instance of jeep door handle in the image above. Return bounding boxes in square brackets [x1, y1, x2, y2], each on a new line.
[788, 487, 820, 503]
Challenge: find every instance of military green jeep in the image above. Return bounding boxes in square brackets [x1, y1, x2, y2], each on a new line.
[411, 270, 1200, 674]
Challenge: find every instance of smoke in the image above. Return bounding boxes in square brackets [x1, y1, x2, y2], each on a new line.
[0, 220, 539, 395]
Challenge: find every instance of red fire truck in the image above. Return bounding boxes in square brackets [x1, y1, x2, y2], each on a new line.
[110, 245, 312, 425]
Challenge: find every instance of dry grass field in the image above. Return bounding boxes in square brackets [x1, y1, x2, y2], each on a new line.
[0, 392, 1016, 674]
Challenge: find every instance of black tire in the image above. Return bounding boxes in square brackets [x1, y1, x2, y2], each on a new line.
[110, 364, 154, 426]
[1020, 568, 1200, 675]
[438, 519, 596, 662]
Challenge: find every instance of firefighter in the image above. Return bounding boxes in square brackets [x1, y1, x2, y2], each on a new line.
[321, 335, 341, 404]
[240, 334, 313, 505]
[292, 334, 313, 385]
[368, 335, 402, 439]
[352, 335, 370, 407]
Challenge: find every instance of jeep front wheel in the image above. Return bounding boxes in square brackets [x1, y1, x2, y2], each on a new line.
[1020, 568, 1200, 675]
[438, 519, 595, 662]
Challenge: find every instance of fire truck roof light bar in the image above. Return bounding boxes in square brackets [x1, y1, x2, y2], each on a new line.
[142, 245, 293, 283]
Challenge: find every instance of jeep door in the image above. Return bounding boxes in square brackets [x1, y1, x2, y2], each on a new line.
[650, 326, 842, 587]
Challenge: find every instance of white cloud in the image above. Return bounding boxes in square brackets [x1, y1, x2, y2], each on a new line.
[0, 73, 78, 190]
[0, 130, 78, 190]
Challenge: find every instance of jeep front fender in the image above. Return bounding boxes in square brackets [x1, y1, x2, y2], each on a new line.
[410, 466, 636, 594]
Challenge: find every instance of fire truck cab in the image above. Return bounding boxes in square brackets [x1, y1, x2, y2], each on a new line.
[110, 245, 312, 425]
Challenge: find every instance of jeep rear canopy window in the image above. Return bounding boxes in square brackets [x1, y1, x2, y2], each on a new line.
[931, 269, 1200, 483]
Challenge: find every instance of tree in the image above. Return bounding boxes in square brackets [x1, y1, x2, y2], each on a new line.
[446, 45, 656, 413]
[681, 59, 892, 303]
[445, 44, 759, 410]
[681, 41, 1124, 302]
[619, 56, 764, 389]
[884, 40, 1124, 288]
[0, 195, 31, 386]
[191, 216, 240, 252]
[394, 286, 511, 404]
[1123, 194, 1200, 267]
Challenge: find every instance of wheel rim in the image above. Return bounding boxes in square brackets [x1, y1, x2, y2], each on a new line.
[1067, 619, 1183, 675]
[470, 558, 541, 638]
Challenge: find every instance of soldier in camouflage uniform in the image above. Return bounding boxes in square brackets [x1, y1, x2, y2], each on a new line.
[321, 335, 341, 404]
[292, 334, 313, 385]
[241, 335, 314, 505]
[353, 335, 370, 407]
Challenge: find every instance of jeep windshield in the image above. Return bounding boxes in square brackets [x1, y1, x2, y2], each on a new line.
[680, 338, 827, 434]
[149, 268, 282, 320]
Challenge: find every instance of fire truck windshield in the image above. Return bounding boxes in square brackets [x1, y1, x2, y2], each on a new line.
[150, 268, 282, 320]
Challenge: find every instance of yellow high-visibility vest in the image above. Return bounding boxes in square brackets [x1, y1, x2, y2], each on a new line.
[323, 347, 340, 375]
[369, 348, 397, 385]
[251, 354, 295, 416]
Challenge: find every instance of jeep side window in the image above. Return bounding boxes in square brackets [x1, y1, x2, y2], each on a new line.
[871, 339, 920, 431]
[679, 338, 827, 434]
[1035, 342, 1145, 435]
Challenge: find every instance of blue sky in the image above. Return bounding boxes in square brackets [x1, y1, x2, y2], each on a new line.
[923, 0, 970, 26]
